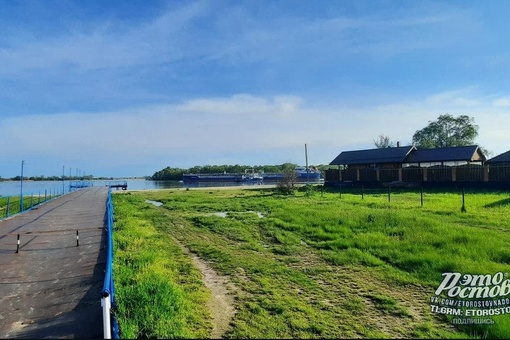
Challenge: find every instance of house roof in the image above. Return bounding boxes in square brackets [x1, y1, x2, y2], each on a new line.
[403, 145, 485, 164]
[329, 146, 415, 166]
[487, 150, 510, 164]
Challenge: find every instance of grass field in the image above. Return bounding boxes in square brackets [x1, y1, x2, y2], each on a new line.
[112, 185, 510, 339]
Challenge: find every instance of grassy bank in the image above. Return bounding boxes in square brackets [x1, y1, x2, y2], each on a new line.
[112, 186, 510, 338]
[0, 195, 54, 218]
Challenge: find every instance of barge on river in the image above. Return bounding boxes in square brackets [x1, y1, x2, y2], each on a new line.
[182, 173, 262, 183]
[261, 166, 321, 182]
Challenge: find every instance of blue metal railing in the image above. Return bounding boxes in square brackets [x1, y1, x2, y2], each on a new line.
[102, 188, 119, 339]
[1, 188, 64, 221]
[69, 181, 94, 191]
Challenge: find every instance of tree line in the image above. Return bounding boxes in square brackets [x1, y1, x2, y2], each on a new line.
[151, 163, 328, 181]
[0, 175, 95, 182]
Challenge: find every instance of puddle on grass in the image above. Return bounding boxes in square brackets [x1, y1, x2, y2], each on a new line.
[145, 200, 163, 207]
[208, 211, 264, 218]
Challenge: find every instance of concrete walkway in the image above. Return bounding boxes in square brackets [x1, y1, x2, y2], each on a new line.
[0, 187, 108, 339]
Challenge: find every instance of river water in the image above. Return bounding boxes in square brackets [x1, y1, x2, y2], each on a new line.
[0, 179, 268, 197]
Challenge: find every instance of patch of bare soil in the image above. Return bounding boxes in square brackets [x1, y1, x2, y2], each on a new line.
[171, 237, 237, 339]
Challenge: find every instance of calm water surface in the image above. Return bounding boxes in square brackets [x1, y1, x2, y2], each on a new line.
[0, 179, 266, 197]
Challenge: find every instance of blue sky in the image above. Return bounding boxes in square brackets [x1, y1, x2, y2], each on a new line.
[1, 0, 510, 178]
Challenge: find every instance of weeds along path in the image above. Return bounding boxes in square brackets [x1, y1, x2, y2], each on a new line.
[170, 235, 236, 339]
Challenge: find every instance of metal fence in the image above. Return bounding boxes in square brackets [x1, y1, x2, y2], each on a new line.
[101, 188, 119, 339]
[1, 188, 63, 220]
[324, 165, 510, 185]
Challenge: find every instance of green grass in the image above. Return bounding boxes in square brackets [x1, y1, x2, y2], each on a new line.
[112, 186, 510, 338]
[112, 196, 212, 338]
[0, 195, 54, 218]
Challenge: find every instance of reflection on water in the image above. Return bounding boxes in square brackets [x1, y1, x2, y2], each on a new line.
[208, 211, 265, 218]
[145, 200, 163, 207]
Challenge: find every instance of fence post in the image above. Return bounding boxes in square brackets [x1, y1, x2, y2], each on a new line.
[461, 188, 466, 212]
[16, 234, 20, 253]
[361, 185, 364, 200]
[45, 189, 47, 202]
[388, 186, 391, 203]
[30, 194, 34, 209]
[6, 196, 10, 217]
[420, 186, 424, 207]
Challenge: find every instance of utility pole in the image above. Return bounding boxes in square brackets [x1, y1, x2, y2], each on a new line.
[305, 143, 309, 183]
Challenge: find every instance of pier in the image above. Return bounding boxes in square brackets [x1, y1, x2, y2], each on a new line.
[106, 180, 128, 190]
[0, 187, 108, 338]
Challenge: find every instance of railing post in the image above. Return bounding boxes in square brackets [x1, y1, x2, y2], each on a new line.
[102, 188, 117, 339]
[6, 196, 10, 217]
[101, 294, 112, 339]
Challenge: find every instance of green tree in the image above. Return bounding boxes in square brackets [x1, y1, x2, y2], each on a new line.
[412, 114, 478, 149]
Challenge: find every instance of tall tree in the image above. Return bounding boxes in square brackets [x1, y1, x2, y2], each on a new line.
[373, 134, 395, 148]
[412, 114, 478, 149]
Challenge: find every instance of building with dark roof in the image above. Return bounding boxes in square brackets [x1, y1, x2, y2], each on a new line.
[329, 146, 415, 169]
[326, 145, 492, 185]
[487, 150, 510, 165]
[403, 145, 486, 167]
[329, 145, 486, 168]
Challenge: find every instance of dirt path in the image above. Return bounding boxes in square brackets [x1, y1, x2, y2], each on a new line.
[171, 236, 236, 339]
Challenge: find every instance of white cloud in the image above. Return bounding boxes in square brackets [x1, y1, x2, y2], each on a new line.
[1, 87, 509, 177]
[492, 97, 510, 107]
[0, 1, 475, 77]
[0, 2, 210, 75]
[425, 89, 482, 107]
